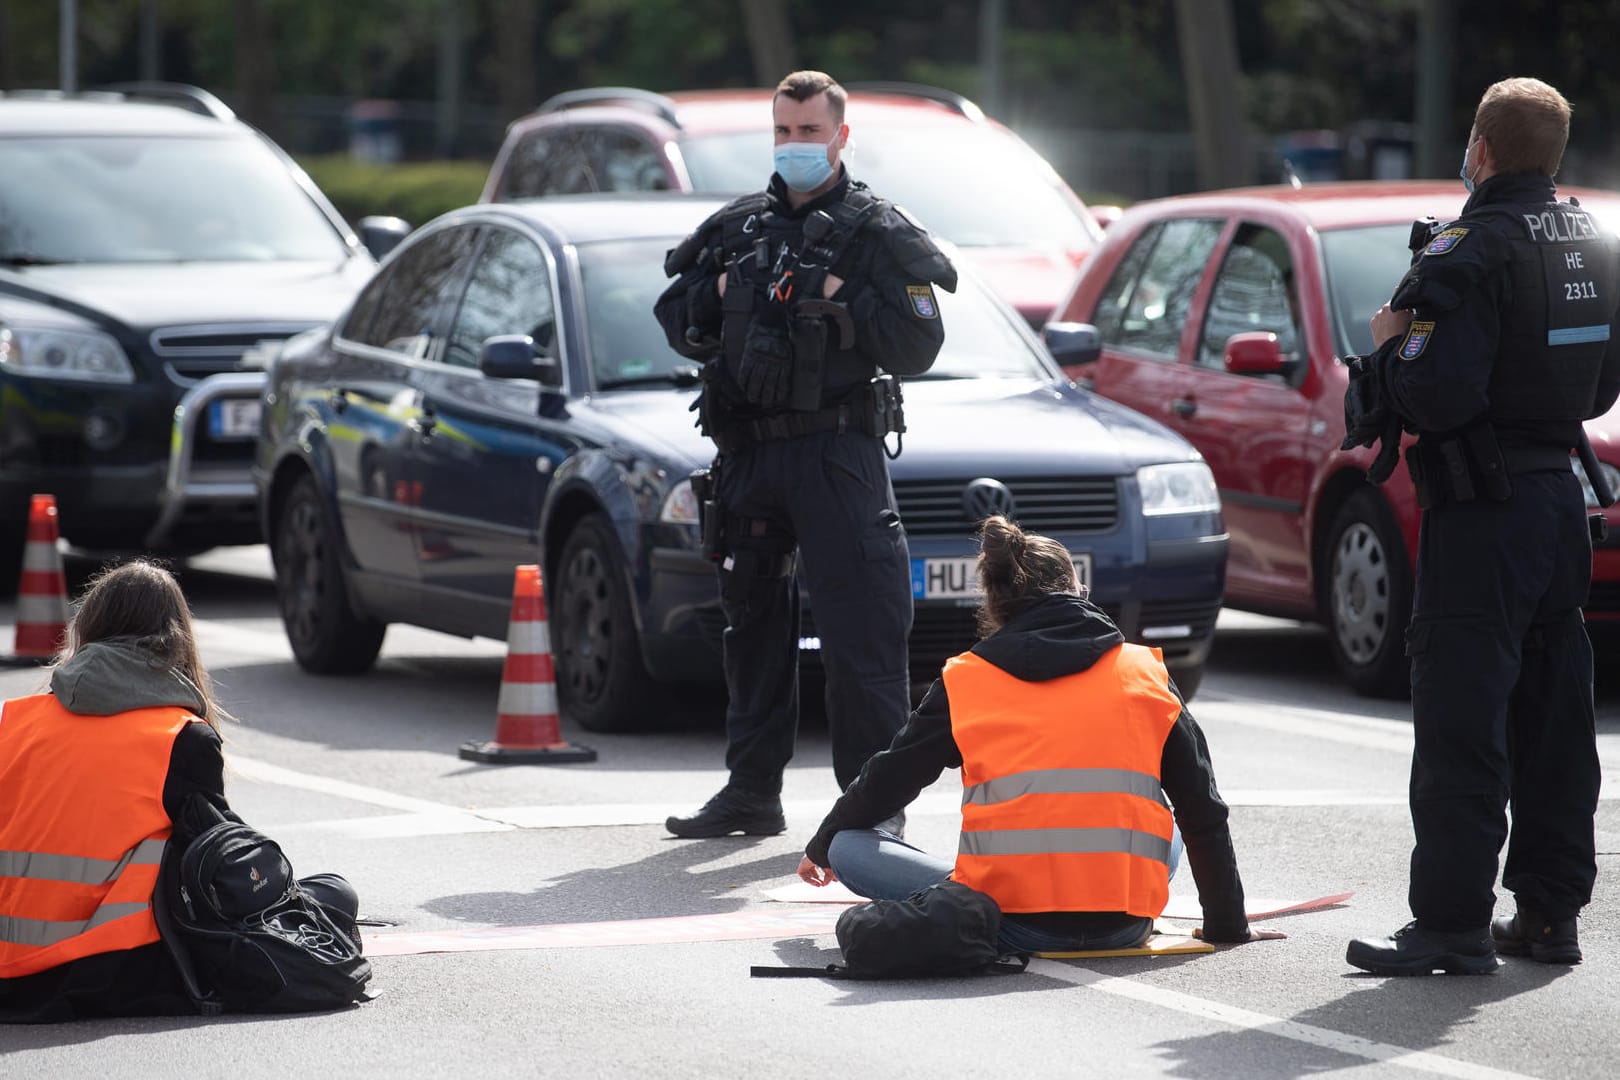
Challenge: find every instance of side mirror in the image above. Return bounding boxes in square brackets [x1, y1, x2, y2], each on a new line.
[358, 215, 412, 261]
[480, 335, 563, 387]
[1223, 331, 1288, 376]
[1089, 205, 1124, 231]
[1042, 321, 1103, 367]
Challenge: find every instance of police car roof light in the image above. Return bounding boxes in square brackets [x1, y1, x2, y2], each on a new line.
[536, 87, 681, 128]
[844, 82, 986, 123]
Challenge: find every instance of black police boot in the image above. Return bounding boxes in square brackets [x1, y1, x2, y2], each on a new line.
[1346, 921, 1498, 976]
[1491, 905, 1581, 965]
[666, 786, 786, 839]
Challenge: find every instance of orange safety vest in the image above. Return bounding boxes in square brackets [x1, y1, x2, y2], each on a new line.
[0, 695, 199, 979]
[944, 643, 1180, 918]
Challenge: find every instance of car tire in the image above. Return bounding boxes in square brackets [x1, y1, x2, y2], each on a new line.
[550, 514, 659, 733]
[1324, 489, 1412, 699]
[272, 475, 385, 675]
[1166, 662, 1203, 702]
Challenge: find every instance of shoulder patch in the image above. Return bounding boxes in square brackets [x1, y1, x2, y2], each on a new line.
[906, 284, 939, 319]
[1423, 227, 1469, 256]
[1399, 320, 1435, 361]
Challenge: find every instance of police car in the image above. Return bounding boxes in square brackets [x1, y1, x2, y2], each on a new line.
[255, 194, 1227, 733]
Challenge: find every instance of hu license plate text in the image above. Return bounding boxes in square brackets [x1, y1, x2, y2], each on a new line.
[911, 554, 1091, 600]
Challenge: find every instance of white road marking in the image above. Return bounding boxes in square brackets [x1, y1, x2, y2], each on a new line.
[1045, 964, 1539, 1080]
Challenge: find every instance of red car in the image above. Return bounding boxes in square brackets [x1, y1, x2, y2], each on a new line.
[1047, 181, 1620, 697]
[480, 84, 1102, 326]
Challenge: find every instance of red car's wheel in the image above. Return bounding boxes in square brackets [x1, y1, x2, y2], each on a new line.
[1325, 489, 1413, 698]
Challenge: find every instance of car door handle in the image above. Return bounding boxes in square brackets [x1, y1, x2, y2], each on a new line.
[1170, 397, 1197, 418]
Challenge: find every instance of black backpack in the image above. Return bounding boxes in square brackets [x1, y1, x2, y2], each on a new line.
[753, 881, 1029, 980]
[156, 798, 372, 1014]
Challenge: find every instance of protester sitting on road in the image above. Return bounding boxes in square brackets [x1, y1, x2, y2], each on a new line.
[0, 560, 358, 1022]
[796, 516, 1283, 953]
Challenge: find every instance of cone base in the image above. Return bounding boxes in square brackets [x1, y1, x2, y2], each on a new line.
[458, 739, 597, 765]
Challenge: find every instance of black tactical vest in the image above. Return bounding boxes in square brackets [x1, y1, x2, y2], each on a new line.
[713, 184, 888, 411]
[1478, 198, 1620, 423]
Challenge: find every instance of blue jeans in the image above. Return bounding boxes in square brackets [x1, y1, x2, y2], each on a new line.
[827, 825, 1184, 954]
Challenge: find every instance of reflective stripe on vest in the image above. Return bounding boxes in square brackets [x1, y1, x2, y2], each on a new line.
[0, 837, 167, 886]
[944, 642, 1180, 918]
[958, 826, 1173, 864]
[0, 695, 197, 978]
[962, 767, 1170, 809]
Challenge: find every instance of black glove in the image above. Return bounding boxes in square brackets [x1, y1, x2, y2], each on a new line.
[736, 322, 794, 408]
[1341, 353, 1385, 450]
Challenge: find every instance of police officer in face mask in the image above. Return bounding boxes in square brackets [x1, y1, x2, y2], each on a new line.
[654, 70, 957, 838]
[1343, 78, 1620, 976]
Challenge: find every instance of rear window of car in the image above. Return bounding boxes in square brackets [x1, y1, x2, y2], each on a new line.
[678, 125, 1097, 253]
[577, 238, 1053, 389]
[1320, 223, 1413, 357]
[0, 135, 348, 264]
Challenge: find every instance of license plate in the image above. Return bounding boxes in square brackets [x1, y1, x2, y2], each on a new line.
[911, 554, 1092, 600]
[209, 398, 262, 439]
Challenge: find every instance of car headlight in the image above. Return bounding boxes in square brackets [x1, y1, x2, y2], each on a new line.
[1137, 462, 1220, 516]
[0, 325, 135, 383]
[659, 477, 700, 525]
[1574, 456, 1620, 510]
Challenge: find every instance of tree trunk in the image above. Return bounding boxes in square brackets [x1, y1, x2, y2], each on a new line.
[740, 0, 796, 86]
[1415, 0, 1457, 177]
[1174, 0, 1251, 190]
[494, 0, 539, 124]
[233, 0, 276, 134]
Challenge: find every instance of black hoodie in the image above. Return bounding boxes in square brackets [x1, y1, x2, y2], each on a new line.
[806, 593, 1251, 942]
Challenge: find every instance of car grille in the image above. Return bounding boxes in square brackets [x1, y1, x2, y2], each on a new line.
[1139, 598, 1223, 639]
[150, 323, 316, 382]
[893, 476, 1120, 537]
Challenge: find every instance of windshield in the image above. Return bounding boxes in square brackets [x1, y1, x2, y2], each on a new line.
[679, 126, 1095, 252]
[1320, 224, 1414, 357]
[578, 238, 1053, 389]
[0, 135, 349, 264]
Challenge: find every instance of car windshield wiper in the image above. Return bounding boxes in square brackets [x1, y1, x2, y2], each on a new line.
[596, 366, 703, 391]
[0, 254, 81, 267]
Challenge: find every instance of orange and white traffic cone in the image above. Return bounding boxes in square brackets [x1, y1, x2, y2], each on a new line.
[459, 564, 596, 764]
[10, 494, 68, 665]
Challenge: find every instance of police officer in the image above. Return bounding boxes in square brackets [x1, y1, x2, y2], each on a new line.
[1344, 78, 1620, 975]
[654, 70, 956, 838]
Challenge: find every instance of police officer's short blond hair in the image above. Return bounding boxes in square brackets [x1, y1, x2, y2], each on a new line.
[774, 70, 846, 126]
[1473, 77, 1572, 177]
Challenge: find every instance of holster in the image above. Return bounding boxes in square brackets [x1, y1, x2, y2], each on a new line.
[689, 465, 726, 562]
[1406, 424, 1514, 510]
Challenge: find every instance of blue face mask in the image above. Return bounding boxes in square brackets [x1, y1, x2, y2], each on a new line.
[774, 137, 836, 192]
[1460, 143, 1477, 194]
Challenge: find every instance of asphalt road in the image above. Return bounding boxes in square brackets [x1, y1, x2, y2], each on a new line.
[3, 545, 1618, 1079]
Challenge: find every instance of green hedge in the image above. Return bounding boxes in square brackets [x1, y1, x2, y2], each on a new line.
[295, 156, 491, 230]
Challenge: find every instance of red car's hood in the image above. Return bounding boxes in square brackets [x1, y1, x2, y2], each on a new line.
[956, 246, 1088, 329]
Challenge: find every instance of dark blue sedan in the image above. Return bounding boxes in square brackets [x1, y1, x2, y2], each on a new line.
[254, 195, 1227, 732]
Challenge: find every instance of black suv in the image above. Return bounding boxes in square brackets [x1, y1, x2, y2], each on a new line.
[0, 84, 393, 587]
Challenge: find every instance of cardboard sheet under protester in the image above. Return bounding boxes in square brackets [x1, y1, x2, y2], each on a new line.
[363, 893, 1353, 957]
[761, 881, 1355, 920]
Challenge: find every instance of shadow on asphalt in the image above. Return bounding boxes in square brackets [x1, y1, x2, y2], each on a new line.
[1145, 960, 1571, 1080]
[420, 837, 789, 926]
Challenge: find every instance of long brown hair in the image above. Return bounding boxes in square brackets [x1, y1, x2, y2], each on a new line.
[57, 559, 228, 730]
[975, 515, 1082, 637]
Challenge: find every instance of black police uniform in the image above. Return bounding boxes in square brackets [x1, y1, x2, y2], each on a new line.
[1346, 171, 1620, 965]
[654, 166, 956, 831]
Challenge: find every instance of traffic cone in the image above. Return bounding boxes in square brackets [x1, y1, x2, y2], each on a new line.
[459, 564, 596, 764]
[9, 494, 68, 665]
